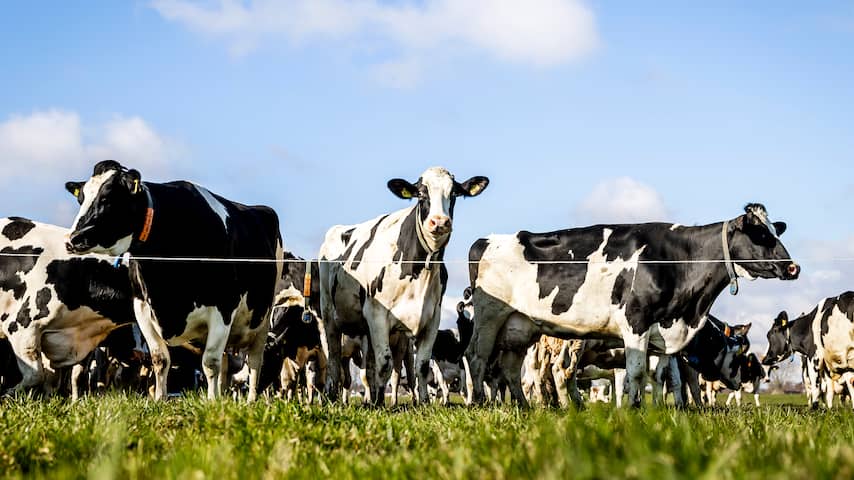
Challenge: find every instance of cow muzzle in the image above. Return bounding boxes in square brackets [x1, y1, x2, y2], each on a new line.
[427, 215, 452, 236]
[66, 226, 95, 254]
[783, 263, 800, 280]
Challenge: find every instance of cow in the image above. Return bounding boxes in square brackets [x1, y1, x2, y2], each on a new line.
[724, 353, 770, 407]
[465, 203, 797, 407]
[0, 216, 139, 398]
[763, 292, 854, 409]
[318, 167, 489, 405]
[257, 253, 327, 401]
[65, 160, 284, 401]
[430, 294, 474, 404]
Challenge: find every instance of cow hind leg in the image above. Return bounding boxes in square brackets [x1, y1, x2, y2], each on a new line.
[500, 350, 528, 408]
[624, 334, 649, 408]
[7, 328, 46, 394]
[200, 311, 231, 400]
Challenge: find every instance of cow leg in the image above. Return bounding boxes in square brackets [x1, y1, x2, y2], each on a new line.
[705, 381, 716, 406]
[683, 365, 703, 406]
[465, 298, 511, 405]
[414, 328, 439, 406]
[403, 339, 416, 400]
[624, 333, 649, 408]
[431, 361, 450, 405]
[664, 356, 683, 408]
[804, 358, 822, 409]
[390, 366, 401, 407]
[134, 298, 171, 400]
[311, 353, 327, 405]
[462, 356, 475, 405]
[824, 374, 835, 409]
[613, 368, 626, 408]
[319, 324, 342, 403]
[500, 350, 528, 408]
[71, 362, 87, 401]
[199, 311, 230, 400]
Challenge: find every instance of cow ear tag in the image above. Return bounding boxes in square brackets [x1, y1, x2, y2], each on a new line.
[400, 189, 413, 199]
[729, 279, 739, 295]
[73, 188, 80, 197]
[133, 179, 140, 194]
[780, 318, 787, 327]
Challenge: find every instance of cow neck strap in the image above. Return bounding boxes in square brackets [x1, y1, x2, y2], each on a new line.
[137, 184, 155, 244]
[722, 220, 738, 295]
[414, 205, 440, 271]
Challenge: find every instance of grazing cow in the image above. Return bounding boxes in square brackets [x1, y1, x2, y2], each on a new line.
[430, 294, 474, 404]
[0, 217, 137, 397]
[725, 353, 770, 407]
[65, 160, 284, 401]
[763, 292, 854, 409]
[465, 203, 798, 407]
[318, 167, 488, 405]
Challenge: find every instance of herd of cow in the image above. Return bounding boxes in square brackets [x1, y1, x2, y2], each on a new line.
[1, 160, 853, 410]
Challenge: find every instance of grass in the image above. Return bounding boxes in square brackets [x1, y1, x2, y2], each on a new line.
[0, 393, 852, 479]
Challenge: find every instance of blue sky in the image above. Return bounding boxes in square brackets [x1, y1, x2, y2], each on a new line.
[1, 1, 852, 347]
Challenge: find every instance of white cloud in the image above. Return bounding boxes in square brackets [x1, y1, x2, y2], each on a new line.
[152, 0, 599, 85]
[574, 177, 670, 224]
[0, 109, 180, 186]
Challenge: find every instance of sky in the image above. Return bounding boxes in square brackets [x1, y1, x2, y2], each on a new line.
[1, 1, 853, 354]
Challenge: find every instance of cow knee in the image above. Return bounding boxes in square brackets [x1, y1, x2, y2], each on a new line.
[151, 352, 169, 371]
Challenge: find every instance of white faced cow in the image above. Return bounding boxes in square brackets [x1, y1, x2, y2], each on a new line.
[763, 291, 854, 409]
[318, 167, 488, 405]
[0, 217, 136, 397]
[465, 203, 799, 407]
[65, 160, 284, 401]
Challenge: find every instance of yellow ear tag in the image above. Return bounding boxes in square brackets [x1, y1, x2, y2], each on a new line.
[469, 184, 482, 195]
[73, 188, 80, 197]
[781, 319, 787, 327]
[133, 179, 140, 194]
[401, 190, 412, 199]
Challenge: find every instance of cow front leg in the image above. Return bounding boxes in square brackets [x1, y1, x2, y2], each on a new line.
[613, 368, 626, 408]
[201, 311, 231, 400]
[431, 361, 450, 405]
[133, 298, 171, 400]
[414, 325, 440, 405]
[623, 333, 650, 408]
[500, 350, 528, 408]
[319, 323, 342, 403]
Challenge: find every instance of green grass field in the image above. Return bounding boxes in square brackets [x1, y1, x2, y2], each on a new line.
[1, 393, 852, 479]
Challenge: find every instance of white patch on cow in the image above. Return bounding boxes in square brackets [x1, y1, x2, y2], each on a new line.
[817, 302, 854, 375]
[168, 304, 220, 345]
[70, 170, 116, 233]
[649, 320, 701, 354]
[195, 184, 229, 231]
[99, 234, 133, 256]
[733, 264, 756, 281]
[418, 166, 455, 251]
[475, 229, 645, 337]
[568, 249, 574, 259]
[670, 224, 682, 231]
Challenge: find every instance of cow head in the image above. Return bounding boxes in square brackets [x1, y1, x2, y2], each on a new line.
[387, 167, 489, 252]
[65, 160, 147, 255]
[762, 311, 792, 365]
[728, 203, 800, 281]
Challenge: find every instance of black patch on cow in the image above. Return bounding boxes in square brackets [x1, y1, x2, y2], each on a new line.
[0, 246, 44, 299]
[369, 267, 386, 297]
[7, 322, 17, 334]
[351, 215, 388, 270]
[16, 304, 31, 328]
[2, 217, 36, 241]
[358, 285, 367, 309]
[0, 313, 7, 322]
[440, 264, 449, 295]
[340, 228, 355, 246]
[393, 207, 440, 280]
[33, 287, 51, 321]
[468, 238, 489, 288]
[46, 258, 134, 324]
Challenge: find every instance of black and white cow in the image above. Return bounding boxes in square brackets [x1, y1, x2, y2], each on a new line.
[65, 160, 284, 401]
[0, 216, 138, 397]
[763, 291, 854, 409]
[723, 353, 769, 407]
[465, 203, 799, 407]
[430, 294, 474, 404]
[318, 167, 488, 404]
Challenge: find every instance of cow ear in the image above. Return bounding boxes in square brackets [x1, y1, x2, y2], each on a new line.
[742, 322, 752, 334]
[387, 179, 418, 200]
[456, 176, 489, 197]
[775, 311, 788, 327]
[65, 181, 84, 199]
[456, 301, 465, 314]
[463, 286, 473, 300]
[123, 169, 143, 195]
[773, 221, 787, 236]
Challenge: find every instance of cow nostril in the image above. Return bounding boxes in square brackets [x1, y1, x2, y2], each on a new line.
[787, 263, 800, 277]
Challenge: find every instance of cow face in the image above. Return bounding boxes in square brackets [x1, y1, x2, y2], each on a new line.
[762, 311, 791, 365]
[66, 160, 146, 256]
[387, 167, 488, 251]
[729, 203, 800, 281]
